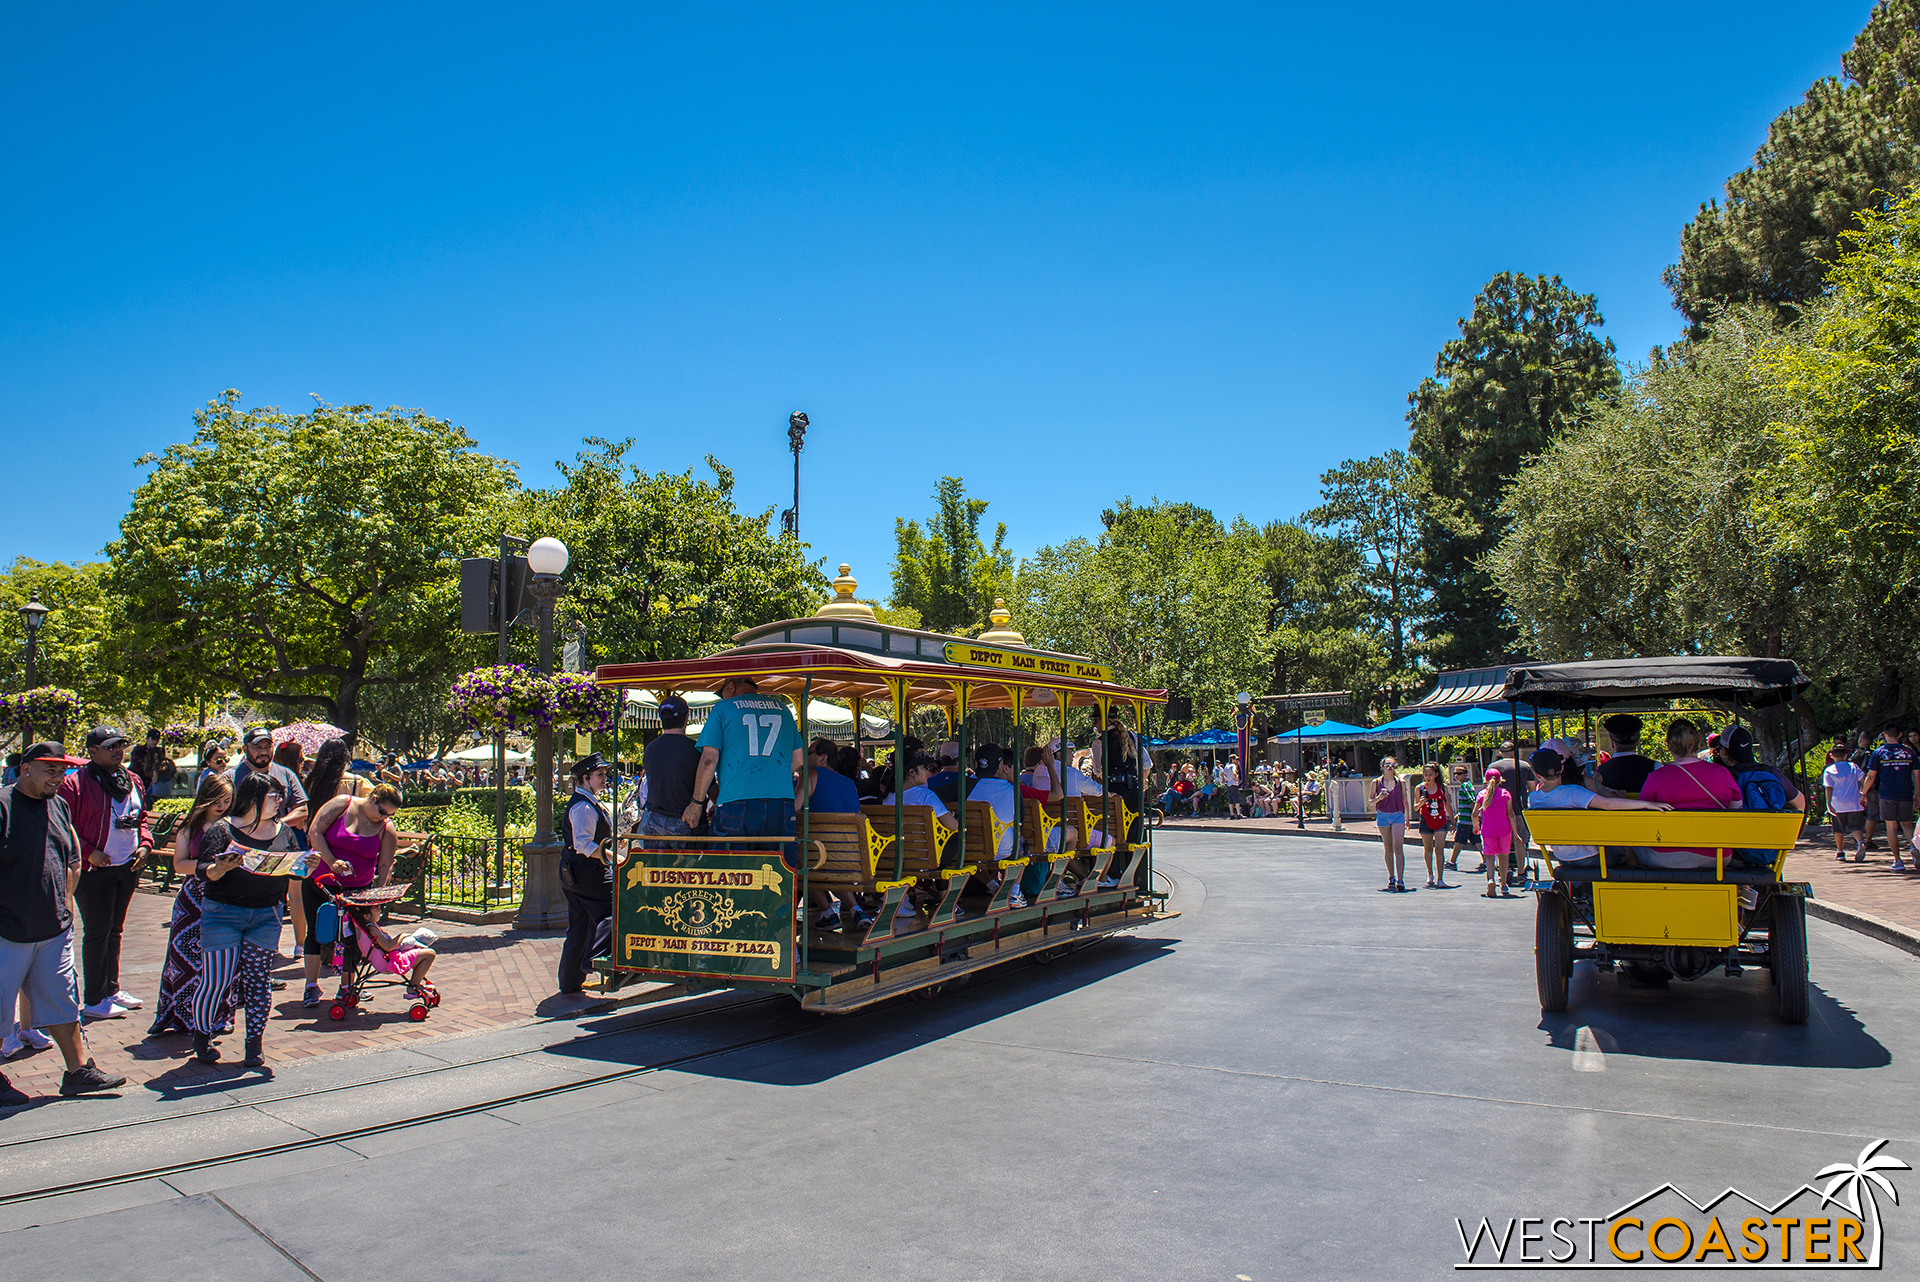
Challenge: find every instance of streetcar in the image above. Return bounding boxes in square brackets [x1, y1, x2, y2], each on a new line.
[1502, 657, 1814, 1023]
[590, 567, 1171, 1011]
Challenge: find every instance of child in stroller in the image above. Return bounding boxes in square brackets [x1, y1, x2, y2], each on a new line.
[312, 873, 441, 1021]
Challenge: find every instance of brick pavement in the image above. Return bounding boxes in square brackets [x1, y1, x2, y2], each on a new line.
[1783, 831, 1920, 938]
[1, 888, 583, 1102]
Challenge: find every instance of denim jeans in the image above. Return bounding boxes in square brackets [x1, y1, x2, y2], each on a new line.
[639, 809, 695, 851]
[713, 798, 797, 868]
[198, 899, 284, 953]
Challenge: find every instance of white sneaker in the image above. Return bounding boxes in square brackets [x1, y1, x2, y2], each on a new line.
[1008, 891, 1028, 909]
[21, 1028, 51, 1050]
[111, 990, 143, 1010]
[0, 1033, 23, 1060]
[81, 999, 128, 1019]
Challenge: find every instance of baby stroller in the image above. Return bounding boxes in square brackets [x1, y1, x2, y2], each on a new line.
[311, 876, 441, 1023]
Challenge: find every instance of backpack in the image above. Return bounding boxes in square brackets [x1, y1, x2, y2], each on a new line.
[1731, 764, 1791, 866]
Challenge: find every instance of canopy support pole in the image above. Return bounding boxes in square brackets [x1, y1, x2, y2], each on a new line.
[798, 676, 811, 981]
[891, 678, 907, 882]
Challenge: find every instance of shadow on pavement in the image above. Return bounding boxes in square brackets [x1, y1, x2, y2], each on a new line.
[1537, 966, 1889, 1069]
[543, 932, 1180, 1086]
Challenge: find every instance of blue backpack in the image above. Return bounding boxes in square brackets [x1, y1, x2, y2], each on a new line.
[1731, 765, 1792, 866]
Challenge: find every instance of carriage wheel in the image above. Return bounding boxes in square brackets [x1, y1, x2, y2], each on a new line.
[1770, 895, 1809, 1025]
[409, 1004, 429, 1021]
[1535, 890, 1572, 1013]
[328, 1004, 347, 1021]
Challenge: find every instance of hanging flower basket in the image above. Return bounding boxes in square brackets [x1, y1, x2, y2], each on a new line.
[447, 664, 556, 733]
[3, 687, 85, 737]
[160, 723, 196, 749]
[549, 671, 620, 734]
[198, 726, 239, 746]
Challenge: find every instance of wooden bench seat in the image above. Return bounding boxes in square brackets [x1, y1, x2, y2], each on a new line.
[802, 811, 894, 894]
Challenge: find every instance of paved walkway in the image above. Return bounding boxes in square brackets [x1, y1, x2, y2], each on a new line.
[2, 890, 585, 1100]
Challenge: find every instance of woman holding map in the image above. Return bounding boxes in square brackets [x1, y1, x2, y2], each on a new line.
[189, 771, 303, 1068]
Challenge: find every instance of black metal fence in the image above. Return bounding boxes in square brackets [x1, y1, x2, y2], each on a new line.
[400, 834, 527, 913]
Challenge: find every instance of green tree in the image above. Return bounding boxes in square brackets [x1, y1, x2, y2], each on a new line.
[522, 437, 825, 664]
[1666, 0, 1920, 338]
[1759, 188, 1920, 726]
[0, 558, 149, 728]
[1258, 521, 1381, 720]
[1489, 311, 1805, 658]
[890, 477, 1015, 635]
[107, 392, 521, 742]
[1016, 500, 1275, 730]
[1305, 450, 1428, 675]
[1408, 272, 1620, 669]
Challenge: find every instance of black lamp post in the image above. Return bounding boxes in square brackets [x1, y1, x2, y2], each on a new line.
[782, 411, 807, 538]
[514, 537, 571, 930]
[18, 599, 49, 745]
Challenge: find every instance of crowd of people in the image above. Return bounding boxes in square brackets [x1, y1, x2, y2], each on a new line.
[0, 725, 430, 1107]
[1356, 712, 1920, 897]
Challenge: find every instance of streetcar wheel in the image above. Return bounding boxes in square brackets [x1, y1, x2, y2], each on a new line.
[409, 1004, 429, 1021]
[328, 1004, 346, 1021]
[1770, 895, 1809, 1025]
[1535, 891, 1572, 1013]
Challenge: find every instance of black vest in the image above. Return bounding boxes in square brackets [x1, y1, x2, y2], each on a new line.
[565, 792, 613, 894]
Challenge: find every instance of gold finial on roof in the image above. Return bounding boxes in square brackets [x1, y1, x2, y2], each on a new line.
[977, 598, 1026, 645]
[815, 563, 877, 620]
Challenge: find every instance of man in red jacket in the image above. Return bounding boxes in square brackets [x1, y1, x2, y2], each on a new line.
[56, 726, 153, 1019]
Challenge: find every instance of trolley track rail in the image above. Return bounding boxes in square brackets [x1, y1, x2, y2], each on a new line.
[0, 990, 787, 1154]
[0, 998, 814, 1208]
[2, 926, 1141, 1211]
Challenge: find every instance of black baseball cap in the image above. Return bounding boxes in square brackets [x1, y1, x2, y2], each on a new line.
[658, 694, 690, 729]
[242, 726, 272, 745]
[22, 741, 84, 767]
[85, 725, 129, 750]
[1720, 723, 1757, 763]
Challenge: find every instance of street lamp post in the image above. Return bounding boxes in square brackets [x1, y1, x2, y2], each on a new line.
[18, 599, 49, 745]
[514, 538, 571, 930]
[781, 411, 807, 538]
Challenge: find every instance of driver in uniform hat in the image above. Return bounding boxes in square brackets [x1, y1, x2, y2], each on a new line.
[556, 753, 613, 996]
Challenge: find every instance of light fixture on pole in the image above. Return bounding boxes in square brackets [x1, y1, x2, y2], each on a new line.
[781, 411, 807, 538]
[1233, 691, 1253, 804]
[18, 599, 49, 745]
[514, 537, 571, 930]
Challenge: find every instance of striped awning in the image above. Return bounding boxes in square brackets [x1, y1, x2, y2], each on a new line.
[1393, 662, 1533, 717]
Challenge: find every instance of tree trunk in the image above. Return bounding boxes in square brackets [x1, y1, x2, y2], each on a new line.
[1855, 666, 1912, 740]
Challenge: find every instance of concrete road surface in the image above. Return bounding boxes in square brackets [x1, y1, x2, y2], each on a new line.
[4, 831, 1917, 1280]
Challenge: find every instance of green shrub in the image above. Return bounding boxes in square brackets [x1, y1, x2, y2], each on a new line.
[392, 806, 446, 832]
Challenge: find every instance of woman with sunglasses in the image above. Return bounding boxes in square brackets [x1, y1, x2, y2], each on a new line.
[298, 782, 402, 1008]
[195, 741, 231, 794]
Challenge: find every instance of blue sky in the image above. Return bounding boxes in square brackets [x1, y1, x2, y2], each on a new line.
[0, 1, 1875, 605]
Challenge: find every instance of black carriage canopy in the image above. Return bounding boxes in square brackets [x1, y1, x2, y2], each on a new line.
[1499, 656, 1811, 711]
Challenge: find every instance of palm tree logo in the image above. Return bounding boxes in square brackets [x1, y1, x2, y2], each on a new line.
[1817, 1139, 1909, 1264]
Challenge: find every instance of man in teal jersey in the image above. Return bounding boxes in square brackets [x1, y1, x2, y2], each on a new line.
[682, 677, 804, 866]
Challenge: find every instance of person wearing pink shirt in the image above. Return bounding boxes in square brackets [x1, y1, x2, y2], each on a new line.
[1634, 719, 1741, 869]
